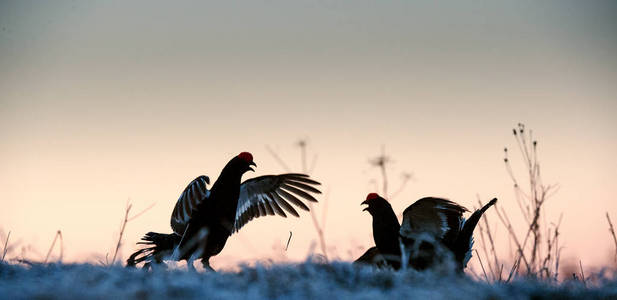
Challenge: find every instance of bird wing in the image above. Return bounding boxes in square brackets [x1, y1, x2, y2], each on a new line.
[170, 175, 210, 235]
[232, 173, 321, 233]
[399, 197, 467, 240]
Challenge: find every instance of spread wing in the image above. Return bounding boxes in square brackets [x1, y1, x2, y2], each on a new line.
[399, 197, 467, 241]
[170, 175, 210, 235]
[233, 173, 321, 233]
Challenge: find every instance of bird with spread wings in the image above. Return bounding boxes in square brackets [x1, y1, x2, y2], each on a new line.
[127, 152, 321, 271]
[356, 193, 496, 271]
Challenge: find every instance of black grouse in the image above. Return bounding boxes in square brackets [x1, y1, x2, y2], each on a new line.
[355, 193, 401, 269]
[127, 152, 321, 270]
[356, 193, 497, 271]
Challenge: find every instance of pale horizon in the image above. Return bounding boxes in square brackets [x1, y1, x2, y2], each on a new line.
[1, 1, 616, 272]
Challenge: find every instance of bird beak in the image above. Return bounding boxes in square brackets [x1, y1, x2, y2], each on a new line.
[361, 200, 369, 211]
[248, 161, 256, 172]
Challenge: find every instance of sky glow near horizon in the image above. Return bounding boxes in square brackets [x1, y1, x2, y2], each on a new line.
[1, 1, 616, 270]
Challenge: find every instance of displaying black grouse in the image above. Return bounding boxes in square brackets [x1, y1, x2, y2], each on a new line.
[399, 197, 497, 271]
[356, 193, 401, 269]
[356, 193, 496, 271]
[127, 152, 321, 270]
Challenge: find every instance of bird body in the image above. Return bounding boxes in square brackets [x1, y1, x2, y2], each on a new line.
[175, 160, 246, 265]
[399, 197, 467, 245]
[357, 193, 497, 272]
[399, 197, 498, 271]
[127, 152, 321, 270]
[360, 193, 401, 268]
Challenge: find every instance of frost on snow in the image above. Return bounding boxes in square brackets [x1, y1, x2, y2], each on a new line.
[1, 261, 616, 299]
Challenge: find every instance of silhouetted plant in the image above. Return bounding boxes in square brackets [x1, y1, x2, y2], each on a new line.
[1, 230, 11, 263]
[475, 123, 562, 282]
[102, 201, 155, 266]
[44, 230, 63, 263]
[607, 213, 617, 266]
[368, 145, 412, 202]
[296, 139, 329, 262]
[266, 139, 329, 262]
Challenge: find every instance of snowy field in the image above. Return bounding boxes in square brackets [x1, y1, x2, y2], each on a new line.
[1, 261, 616, 300]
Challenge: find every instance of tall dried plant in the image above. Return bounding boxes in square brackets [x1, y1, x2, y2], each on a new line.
[1, 231, 11, 263]
[607, 213, 617, 266]
[267, 140, 328, 261]
[475, 123, 562, 282]
[368, 145, 412, 202]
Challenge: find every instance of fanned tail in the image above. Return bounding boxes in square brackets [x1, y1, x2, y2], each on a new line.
[455, 198, 497, 269]
[126, 232, 181, 267]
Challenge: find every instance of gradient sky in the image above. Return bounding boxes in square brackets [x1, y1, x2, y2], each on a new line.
[1, 1, 616, 270]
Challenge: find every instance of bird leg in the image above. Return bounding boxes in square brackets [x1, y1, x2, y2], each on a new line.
[172, 224, 192, 261]
[201, 257, 216, 272]
[187, 249, 203, 272]
[146, 260, 168, 271]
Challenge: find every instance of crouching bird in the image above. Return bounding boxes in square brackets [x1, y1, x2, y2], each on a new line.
[126, 152, 321, 271]
[356, 193, 497, 272]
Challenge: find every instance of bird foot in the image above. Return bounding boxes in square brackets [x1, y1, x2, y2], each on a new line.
[144, 261, 168, 271]
[202, 261, 216, 272]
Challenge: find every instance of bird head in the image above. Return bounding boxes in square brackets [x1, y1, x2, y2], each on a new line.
[361, 193, 391, 215]
[230, 151, 256, 174]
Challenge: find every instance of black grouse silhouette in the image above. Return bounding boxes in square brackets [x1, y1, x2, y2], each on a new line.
[355, 193, 401, 268]
[356, 193, 496, 271]
[127, 152, 321, 270]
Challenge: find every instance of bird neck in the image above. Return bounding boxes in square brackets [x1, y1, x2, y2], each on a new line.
[371, 206, 400, 229]
[215, 158, 246, 186]
[210, 164, 245, 213]
[372, 206, 401, 254]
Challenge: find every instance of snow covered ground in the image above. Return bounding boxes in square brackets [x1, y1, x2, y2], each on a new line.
[1, 261, 615, 299]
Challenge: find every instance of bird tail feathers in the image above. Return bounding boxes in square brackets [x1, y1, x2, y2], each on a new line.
[126, 232, 180, 267]
[455, 198, 497, 267]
